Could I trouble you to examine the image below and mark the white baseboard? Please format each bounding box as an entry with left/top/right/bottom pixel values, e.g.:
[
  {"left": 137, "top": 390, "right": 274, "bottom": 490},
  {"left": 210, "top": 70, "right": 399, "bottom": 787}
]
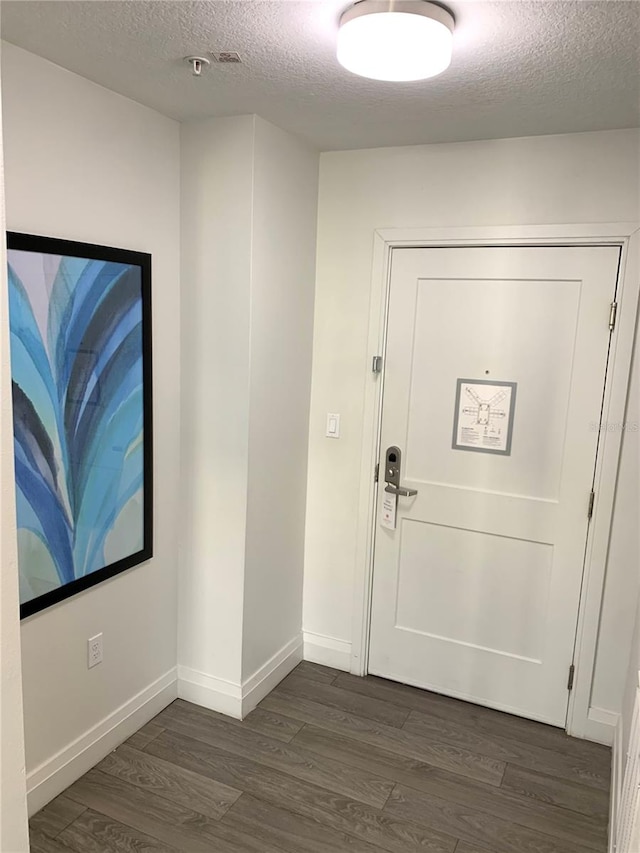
[
  {"left": 241, "top": 635, "right": 303, "bottom": 716},
  {"left": 27, "top": 667, "right": 177, "bottom": 816},
  {"left": 303, "top": 631, "right": 352, "bottom": 672},
  {"left": 178, "top": 634, "right": 303, "bottom": 720},
  {"left": 177, "top": 666, "right": 243, "bottom": 719},
  {"left": 590, "top": 707, "right": 621, "bottom": 727},
  {"left": 580, "top": 706, "right": 619, "bottom": 746}
]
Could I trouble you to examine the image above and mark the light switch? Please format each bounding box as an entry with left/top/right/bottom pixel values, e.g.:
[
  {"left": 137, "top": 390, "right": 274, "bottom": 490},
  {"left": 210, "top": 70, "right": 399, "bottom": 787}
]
[{"left": 326, "top": 413, "right": 340, "bottom": 438}]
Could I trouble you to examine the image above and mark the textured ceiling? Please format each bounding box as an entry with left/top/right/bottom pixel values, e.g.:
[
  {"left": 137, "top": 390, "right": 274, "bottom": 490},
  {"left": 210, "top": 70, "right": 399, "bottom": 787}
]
[{"left": 2, "top": 0, "right": 639, "bottom": 151}]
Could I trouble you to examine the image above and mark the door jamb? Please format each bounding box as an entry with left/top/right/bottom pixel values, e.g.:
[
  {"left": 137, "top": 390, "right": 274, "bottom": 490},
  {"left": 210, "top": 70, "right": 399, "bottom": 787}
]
[{"left": 350, "top": 223, "right": 640, "bottom": 744}]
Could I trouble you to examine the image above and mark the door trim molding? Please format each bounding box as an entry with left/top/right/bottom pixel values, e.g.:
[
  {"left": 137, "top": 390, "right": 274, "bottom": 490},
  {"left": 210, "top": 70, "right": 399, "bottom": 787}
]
[{"left": 351, "top": 223, "right": 640, "bottom": 745}]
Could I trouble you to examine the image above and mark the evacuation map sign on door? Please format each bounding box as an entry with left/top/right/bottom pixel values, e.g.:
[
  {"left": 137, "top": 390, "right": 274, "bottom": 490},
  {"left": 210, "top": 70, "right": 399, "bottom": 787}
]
[{"left": 452, "top": 379, "right": 517, "bottom": 456}]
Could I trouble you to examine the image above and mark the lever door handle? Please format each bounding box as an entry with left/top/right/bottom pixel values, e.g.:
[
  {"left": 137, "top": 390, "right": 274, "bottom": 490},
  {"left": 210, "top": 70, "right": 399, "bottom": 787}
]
[
  {"left": 384, "top": 484, "right": 418, "bottom": 497},
  {"left": 383, "top": 446, "right": 417, "bottom": 497}
]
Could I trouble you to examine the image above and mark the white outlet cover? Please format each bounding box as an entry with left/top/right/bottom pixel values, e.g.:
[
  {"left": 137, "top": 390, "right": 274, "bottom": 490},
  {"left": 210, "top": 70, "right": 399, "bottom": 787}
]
[{"left": 88, "top": 633, "right": 103, "bottom": 668}]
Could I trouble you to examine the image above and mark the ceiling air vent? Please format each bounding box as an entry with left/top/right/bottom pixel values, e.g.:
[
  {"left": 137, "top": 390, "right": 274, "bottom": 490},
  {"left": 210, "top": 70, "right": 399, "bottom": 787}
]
[{"left": 212, "top": 52, "right": 242, "bottom": 64}]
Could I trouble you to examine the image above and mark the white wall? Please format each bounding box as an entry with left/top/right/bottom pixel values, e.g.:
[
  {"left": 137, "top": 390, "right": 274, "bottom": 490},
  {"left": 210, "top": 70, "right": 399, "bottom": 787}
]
[
  {"left": 591, "top": 357, "right": 639, "bottom": 717},
  {"left": 179, "top": 115, "right": 318, "bottom": 714},
  {"left": 2, "top": 42, "right": 181, "bottom": 811},
  {"left": 619, "top": 544, "right": 640, "bottom": 763},
  {"left": 611, "top": 598, "right": 640, "bottom": 850},
  {"left": 304, "top": 129, "right": 640, "bottom": 724},
  {"left": 621, "top": 590, "right": 640, "bottom": 776},
  {"left": 179, "top": 116, "right": 254, "bottom": 694},
  {"left": 612, "top": 320, "right": 640, "bottom": 847},
  {"left": 243, "top": 117, "right": 318, "bottom": 680},
  {"left": 0, "top": 39, "right": 29, "bottom": 853}
]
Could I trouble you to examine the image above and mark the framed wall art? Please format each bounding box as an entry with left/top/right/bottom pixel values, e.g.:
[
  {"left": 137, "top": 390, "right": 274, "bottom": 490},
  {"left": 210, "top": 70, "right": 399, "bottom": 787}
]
[{"left": 7, "top": 232, "right": 153, "bottom": 618}]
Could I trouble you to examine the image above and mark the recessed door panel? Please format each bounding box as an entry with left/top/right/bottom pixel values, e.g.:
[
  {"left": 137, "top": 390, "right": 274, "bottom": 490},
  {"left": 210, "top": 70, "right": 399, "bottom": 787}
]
[
  {"left": 395, "top": 519, "right": 553, "bottom": 662},
  {"left": 405, "top": 277, "right": 581, "bottom": 500}
]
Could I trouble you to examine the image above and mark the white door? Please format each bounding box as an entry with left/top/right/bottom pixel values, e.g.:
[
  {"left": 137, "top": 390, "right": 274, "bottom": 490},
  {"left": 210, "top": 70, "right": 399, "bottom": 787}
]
[{"left": 369, "top": 245, "right": 620, "bottom": 727}]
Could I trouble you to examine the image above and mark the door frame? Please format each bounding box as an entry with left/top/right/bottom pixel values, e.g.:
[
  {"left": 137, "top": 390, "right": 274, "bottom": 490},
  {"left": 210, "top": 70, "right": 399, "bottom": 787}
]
[{"left": 351, "top": 222, "right": 640, "bottom": 744}]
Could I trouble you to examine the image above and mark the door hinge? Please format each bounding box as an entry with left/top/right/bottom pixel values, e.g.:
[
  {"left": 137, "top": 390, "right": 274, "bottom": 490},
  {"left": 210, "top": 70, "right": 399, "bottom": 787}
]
[
  {"left": 567, "top": 664, "right": 575, "bottom": 691},
  {"left": 372, "top": 355, "right": 383, "bottom": 374},
  {"left": 374, "top": 463, "right": 379, "bottom": 483},
  {"left": 609, "top": 301, "right": 618, "bottom": 332},
  {"left": 588, "top": 490, "right": 595, "bottom": 520}
]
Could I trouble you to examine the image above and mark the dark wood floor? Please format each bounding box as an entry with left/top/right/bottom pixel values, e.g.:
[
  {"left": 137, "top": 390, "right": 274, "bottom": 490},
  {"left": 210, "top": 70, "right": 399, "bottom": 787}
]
[{"left": 30, "top": 662, "right": 611, "bottom": 853}]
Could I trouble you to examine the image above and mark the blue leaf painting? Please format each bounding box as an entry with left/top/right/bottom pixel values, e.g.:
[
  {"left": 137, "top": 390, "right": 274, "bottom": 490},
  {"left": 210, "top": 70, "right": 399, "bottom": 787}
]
[{"left": 8, "top": 250, "right": 146, "bottom": 607}]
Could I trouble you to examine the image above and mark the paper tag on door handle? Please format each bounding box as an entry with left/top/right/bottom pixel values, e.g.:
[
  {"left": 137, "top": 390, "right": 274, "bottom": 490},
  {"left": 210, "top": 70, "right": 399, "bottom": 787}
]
[{"left": 381, "top": 490, "right": 397, "bottom": 530}]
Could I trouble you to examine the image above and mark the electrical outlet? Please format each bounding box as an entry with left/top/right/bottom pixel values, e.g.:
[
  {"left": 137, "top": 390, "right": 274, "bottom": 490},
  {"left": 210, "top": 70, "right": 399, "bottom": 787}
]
[{"left": 88, "top": 633, "right": 103, "bottom": 668}]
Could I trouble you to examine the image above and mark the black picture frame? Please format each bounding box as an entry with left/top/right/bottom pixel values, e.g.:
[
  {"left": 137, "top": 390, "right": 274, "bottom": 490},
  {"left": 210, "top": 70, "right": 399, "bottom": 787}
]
[{"left": 7, "top": 232, "right": 153, "bottom": 619}]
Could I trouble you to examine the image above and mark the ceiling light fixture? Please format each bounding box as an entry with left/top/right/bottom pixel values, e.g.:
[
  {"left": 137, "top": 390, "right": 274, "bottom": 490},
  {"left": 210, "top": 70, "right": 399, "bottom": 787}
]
[{"left": 337, "top": 0, "right": 454, "bottom": 82}]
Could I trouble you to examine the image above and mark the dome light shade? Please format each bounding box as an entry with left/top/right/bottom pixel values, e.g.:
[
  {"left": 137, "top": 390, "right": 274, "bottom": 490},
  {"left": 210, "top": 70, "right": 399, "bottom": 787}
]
[{"left": 337, "top": 0, "right": 454, "bottom": 82}]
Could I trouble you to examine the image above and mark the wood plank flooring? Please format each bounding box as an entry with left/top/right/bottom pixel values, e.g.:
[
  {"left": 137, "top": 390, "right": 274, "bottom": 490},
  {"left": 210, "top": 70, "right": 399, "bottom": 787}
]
[{"left": 30, "top": 662, "right": 611, "bottom": 852}]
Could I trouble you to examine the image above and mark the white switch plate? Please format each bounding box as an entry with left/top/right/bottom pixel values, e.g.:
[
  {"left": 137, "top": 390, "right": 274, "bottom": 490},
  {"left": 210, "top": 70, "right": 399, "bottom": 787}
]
[
  {"left": 326, "top": 412, "right": 340, "bottom": 438},
  {"left": 88, "top": 633, "right": 103, "bottom": 668}
]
